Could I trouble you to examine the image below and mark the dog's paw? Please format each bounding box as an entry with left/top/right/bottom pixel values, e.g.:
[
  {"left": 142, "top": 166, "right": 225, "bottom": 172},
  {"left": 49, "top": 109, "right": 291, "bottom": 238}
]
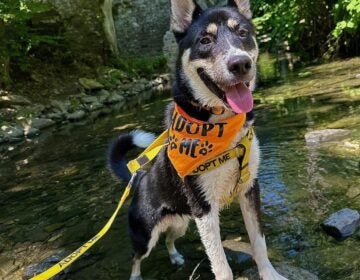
[
  {"left": 129, "top": 275, "right": 143, "bottom": 280},
  {"left": 259, "top": 266, "right": 288, "bottom": 280},
  {"left": 169, "top": 252, "right": 185, "bottom": 266}
]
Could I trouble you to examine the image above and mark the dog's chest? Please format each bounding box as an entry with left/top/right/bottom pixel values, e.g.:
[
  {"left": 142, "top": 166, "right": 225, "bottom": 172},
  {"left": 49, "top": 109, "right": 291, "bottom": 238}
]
[{"left": 196, "top": 116, "right": 260, "bottom": 204}]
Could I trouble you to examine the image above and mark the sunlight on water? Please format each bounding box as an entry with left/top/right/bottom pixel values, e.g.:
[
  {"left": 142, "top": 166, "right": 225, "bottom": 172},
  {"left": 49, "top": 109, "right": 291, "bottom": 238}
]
[{"left": 1, "top": 60, "right": 360, "bottom": 279}]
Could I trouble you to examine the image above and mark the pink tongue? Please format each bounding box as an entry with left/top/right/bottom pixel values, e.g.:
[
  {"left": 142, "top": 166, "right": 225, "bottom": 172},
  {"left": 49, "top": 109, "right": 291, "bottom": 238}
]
[{"left": 225, "top": 83, "right": 253, "bottom": 113}]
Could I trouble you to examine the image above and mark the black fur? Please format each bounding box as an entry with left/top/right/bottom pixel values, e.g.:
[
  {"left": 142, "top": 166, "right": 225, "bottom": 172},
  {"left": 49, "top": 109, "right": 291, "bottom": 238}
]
[
  {"left": 108, "top": 134, "right": 134, "bottom": 182},
  {"left": 108, "top": 0, "right": 258, "bottom": 271},
  {"left": 245, "top": 179, "right": 263, "bottom": 236}
]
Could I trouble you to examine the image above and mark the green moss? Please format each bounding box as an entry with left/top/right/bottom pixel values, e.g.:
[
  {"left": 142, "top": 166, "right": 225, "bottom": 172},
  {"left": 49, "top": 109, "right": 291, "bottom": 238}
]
[{"left": 110, "top": 55, "right": 168, "bottom": 79}]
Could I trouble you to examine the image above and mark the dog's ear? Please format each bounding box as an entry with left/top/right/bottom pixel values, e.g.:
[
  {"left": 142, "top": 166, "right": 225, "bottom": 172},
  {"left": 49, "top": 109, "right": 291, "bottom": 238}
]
[
  {"left": 170, "top": 0, "right": 202, "bottom": 33},
  {"left": 227, "top": 0, "right": 252, "bottom": 19}
]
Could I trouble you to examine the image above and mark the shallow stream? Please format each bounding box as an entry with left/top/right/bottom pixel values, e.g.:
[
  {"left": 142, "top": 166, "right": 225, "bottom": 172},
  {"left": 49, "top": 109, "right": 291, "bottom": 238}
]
[{"left": 1, "top": 59, "right": 360, "bottom": 279}]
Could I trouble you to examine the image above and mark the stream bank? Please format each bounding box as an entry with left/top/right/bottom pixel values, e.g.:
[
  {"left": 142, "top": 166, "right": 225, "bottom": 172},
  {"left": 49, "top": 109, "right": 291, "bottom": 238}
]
[{"left": 0, "top": 58, "right": 360, "bottom": 279}]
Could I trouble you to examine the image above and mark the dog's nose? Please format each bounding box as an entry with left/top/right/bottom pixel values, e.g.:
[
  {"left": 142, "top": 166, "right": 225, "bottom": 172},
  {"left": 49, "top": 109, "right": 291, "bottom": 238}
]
[{"left": 227, "top": 55, "right": 252, "bottom": 76}]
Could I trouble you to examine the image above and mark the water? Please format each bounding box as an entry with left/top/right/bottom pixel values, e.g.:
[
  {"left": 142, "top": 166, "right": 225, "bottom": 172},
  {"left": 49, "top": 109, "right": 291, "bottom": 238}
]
[{"left": 1, "top": 59, "right": 360, "bottom": 279}]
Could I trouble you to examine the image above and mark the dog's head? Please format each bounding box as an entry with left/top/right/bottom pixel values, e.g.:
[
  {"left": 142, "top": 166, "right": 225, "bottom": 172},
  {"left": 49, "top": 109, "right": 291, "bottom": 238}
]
[{"left": 170, "top": 0, "right": 258, "bottom": 114}]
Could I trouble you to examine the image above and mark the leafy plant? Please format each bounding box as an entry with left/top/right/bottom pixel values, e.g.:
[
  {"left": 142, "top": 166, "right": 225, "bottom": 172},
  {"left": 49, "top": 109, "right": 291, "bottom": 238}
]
[
  {"left": 111, "top": 55, "right": 167, "bottom": 79},
  {"left": 332, "top": 0, "right": 360, "bottom": 38},
  {"left": 0, "top": 0, "right": 60, "bottom": 86},
  {"left": 252, "top": 0, "right": 359, "bottom": 62}
]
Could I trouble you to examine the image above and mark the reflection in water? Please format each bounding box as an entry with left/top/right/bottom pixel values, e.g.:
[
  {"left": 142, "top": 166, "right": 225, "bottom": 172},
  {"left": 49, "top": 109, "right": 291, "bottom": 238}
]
[{"left": 1, "top": 74, "right": 360, "bottom": 279}]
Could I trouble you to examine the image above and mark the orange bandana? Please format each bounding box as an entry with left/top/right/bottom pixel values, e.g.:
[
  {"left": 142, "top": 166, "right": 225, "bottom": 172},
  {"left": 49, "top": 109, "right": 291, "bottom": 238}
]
[{"left": 167, "top": 105, "right": 246, "bottom": 177}]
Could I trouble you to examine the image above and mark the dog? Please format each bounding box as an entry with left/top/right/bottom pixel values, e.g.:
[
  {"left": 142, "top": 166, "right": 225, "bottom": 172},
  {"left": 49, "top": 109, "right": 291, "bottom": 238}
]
[{"left": 108, "top": 1, "right": 288, "bottom": 279}]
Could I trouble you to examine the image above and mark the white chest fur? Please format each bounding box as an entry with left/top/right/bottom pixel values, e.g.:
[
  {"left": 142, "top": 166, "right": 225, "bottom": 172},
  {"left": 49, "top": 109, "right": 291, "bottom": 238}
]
[{"left": 196, "top": 115, "right": 261, "bottom": 205}]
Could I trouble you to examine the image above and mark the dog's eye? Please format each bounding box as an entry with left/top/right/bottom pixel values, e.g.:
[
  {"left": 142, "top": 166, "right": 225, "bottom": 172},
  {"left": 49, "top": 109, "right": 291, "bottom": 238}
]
[
  {"left": 238, "top": 29, "right": 249, "bottom": 38},
  {"left": 200, "top": 36, "right": 213, "bottom": 45}
]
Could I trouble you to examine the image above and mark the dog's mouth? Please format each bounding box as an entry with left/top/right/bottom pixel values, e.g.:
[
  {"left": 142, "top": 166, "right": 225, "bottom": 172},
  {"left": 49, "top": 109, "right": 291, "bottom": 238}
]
[{"left": 197, "top": 68, "right": 253, "bottom": 114}]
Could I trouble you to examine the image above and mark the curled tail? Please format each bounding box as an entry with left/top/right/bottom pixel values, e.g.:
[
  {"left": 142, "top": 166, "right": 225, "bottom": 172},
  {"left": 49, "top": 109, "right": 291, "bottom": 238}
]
[{"left": 108, "top": 130, "right": 155, "bottom": 183}]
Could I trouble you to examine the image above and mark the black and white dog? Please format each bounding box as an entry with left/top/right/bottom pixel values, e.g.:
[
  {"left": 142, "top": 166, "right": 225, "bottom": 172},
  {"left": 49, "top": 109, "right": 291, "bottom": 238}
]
[{"left": 109, "top": 1, "right": 287, "bottom": 279}]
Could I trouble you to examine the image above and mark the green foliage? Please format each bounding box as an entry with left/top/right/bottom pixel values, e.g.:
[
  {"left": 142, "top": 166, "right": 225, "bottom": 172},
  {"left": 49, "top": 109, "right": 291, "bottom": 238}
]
[
  {"left": 111, "top": 55, "right": 168, "bottom": 78},
  {"left": 332, "top": 0, "right": 360, "bottom": 38},
  {"left": 257, "top": 53, "right": 279, "bottom": 83},
  {"left": 252, "top": 0, "right": 359, "bottom": 60},
  {"left": 0, "top": 0, "right": 60, "bottom": 86},
  {"left": 253, "top": 0, "right": 302, "bottom": 52}
]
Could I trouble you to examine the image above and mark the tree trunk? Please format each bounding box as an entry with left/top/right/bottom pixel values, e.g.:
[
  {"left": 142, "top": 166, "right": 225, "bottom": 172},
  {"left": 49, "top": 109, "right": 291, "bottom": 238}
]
[{"left": 102, "top": 0, "right": 119, "bottom": 56}]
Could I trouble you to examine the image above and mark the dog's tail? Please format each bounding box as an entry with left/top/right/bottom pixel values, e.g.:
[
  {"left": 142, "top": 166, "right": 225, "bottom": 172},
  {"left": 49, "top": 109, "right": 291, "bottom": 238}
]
[{"left": 108, "top": 130, "right": 155, "bottom": 183}]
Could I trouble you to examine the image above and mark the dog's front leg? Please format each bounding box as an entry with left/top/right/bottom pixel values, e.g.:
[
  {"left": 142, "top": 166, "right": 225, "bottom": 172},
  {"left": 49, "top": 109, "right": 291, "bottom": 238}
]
[
  {"left": 239, "top": 180, "right": 288, "bottom": 280},
  {"left": 195, "top": 203, "right": 233, "bottom": 280}
]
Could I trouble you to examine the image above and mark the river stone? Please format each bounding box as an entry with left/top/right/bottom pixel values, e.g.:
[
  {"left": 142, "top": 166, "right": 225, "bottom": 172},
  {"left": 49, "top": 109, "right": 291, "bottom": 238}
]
[
  {"left": 81, "top": 96, "right": 99, "bottom": 105},
  {"left": 30, "top": 118, "right": 56, "bottom": 130},
  {"left": 25, "top": 127, "right": 41, "bottom": 138},
  {"left": 81, "top": 96, "right": 104, "bottom": 111},
  {"left": 239, "top": 263, "right": 318, "bottom": 280},
  {"left": 46, "top": 112, "right": 64, "bottom": 121},
  {"left": 50, "top": 100, "right": 70, "bottom": 113},
  {"left": 0, "top": 95, "right": 31, "bottom": 107},
  {"left": 105, "top": 92, "right": 125, "bottom": 104},
  {"left": 305, "top": 129, "right": 352, "bottom": 145},
  {"left": 98, "top": 89, "right": 111, "bottom": 104},
  {"left": 223, "top": 239, "right": 253, "bottom": 265},
  {"left": 79, "top": 78, "right": 104, "bottom": 91},
  {"left": 0, "top": 256, "right": 19, "bottom": 278},
  {"left": 23, "top": 251, "right": 69, "bottom": 280},
  {"left": 1, "top": 125, "right": 24, "bottom": 140},
  {"left": 66, "top": 110, "right": 86, "bottom": 121},
  {"left": 321, "top": 208, "right": 360, "bottom": 239}
]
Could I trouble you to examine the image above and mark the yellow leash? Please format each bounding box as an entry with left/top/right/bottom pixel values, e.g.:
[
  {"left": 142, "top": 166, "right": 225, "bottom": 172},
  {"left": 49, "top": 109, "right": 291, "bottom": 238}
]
[
  {"left": 30, "top": 131, "right": 169, "bottom": 280},
  {"left": 30, "top": 177, "right": 133, "bottom": 280},
  {"left": 30, "top": 127, "right": 253, "bottom": 279}
]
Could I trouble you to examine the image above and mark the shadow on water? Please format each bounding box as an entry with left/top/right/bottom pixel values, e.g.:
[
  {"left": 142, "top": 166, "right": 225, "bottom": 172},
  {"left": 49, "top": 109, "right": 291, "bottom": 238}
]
[{"left": 1, "top": 59, "right": 360, "bottom": 279}]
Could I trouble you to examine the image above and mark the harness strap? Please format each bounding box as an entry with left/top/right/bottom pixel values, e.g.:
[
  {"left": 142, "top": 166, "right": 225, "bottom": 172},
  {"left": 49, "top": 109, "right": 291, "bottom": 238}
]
[
  {"left": 127, "top": 127, "right": 254, "bottom": 182},
  {"left": 127, "top": 130, "right": 169, "bottom": 174},
  {"left": 189, "top": 127, "right": 254, "bottom": 181}
]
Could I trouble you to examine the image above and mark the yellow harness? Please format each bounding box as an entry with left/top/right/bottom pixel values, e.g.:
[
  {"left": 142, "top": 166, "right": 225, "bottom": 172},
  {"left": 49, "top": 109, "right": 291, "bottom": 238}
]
[{"left": 128, "top": 126, "right": 254, "bottom": 204}]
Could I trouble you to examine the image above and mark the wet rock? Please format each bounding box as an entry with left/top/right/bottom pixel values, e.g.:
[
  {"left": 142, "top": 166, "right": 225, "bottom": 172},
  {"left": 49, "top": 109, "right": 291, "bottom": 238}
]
[
  {"left": 98, "top": 89, "right": 111, "bottom": 104},
  {"left": 0, "top": 95, "right": 31, "bottom": 107},
  {"left": 322, "top": 208, "right": 360, "bottom": 239},
  {"left": 30, "top": 118, "right": 56, "bottom": 130},
  {"left": 46, "top": 112, "right": 64, "bottom": 121},
  {"left": 104, "top": 92, "right": 125, "bottom": 105},
  {"left": 239, "top": 263, "right": 318, "bottom": 280},
  {"left": 118, "top": 83, "right": 133, "bottom": 91},
  {"left": 66, "top": 110, "right": 86, "bottom": 121},
  {"left": 79, "top": 78, "right": 104, "bottom": 91},
  {"left": 81, "top": 96, "right": 104, "bottom": 111},
  {"left": 50, "top": 100, "right": 70, "bottom": 113},
  {"left": 1, "top": 125, "right": 24, "bottom": 142},
  {"left": 23, "top": 251, "right": 69, "bottom": 280},
  {"left": 0, "top": 256, "right": 19, "bottom": 278},
  {"left": 355, "top": 74, "right": 360, "bottom": 79},
  {"left": 305, "top": 129, "right": 352, "bottom": 145},
  {"left": 24, "top": 127, "right": 40, "bottom": 138},
  {"left": 44, "top": 223, "right": 64, "bottom": 233}
]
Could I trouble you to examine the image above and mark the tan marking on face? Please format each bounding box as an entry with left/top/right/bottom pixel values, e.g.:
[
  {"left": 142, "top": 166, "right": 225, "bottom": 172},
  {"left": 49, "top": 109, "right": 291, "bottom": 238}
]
[
  {"left": 206, "top": 23, "right": 218, "bottom": 35},
  {"left": 227, "top": 18, "right": 239, "bottom": 29}
]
